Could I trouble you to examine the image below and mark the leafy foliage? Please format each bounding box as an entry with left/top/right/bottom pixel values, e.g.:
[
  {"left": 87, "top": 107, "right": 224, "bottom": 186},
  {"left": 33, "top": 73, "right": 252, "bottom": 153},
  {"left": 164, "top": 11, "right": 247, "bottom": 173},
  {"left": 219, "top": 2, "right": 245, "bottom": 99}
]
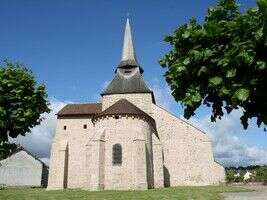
[
  {"left": 226, "top": 165, "right": 267, "bottom": 184},
  {"left": 0, "top": 62, "right": 50, "bottom": 143},
  {"left": 226, "top": 169, "right": 238, "bottom": 183},
  {"left": 160, "top": 0, "right": 267, "bottom": 129},
  {"left": 0, "top": 142, "right": 18, "bottom": 160},
  {"left": 255, "top": 166, "right": 267, "bottom": 184}
]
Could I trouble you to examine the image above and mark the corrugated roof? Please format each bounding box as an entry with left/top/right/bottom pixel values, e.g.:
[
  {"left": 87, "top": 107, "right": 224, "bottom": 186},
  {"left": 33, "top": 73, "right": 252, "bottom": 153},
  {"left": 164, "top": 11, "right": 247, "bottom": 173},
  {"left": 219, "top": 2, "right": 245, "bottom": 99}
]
[{"left": 57, "top": 103, "right": 102, "bottom": 116}]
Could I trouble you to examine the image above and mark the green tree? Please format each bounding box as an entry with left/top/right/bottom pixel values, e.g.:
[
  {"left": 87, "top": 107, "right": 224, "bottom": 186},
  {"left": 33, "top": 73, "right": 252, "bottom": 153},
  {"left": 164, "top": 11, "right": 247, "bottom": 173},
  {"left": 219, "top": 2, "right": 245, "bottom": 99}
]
[
  {"left": 0, "top": 142, "right": 18, "bottom": 160},
  {"left": 0, "top": 62, "right": 50, "bottom": 159},
  {"left": 255, "top": 166, "right": 267, "bottom": 184},
  {"left": 226, "top": 169, "right": 236, "bottom": 183},
  {"left": 159, "top": 0, "right": 267, "bottom": 129}
]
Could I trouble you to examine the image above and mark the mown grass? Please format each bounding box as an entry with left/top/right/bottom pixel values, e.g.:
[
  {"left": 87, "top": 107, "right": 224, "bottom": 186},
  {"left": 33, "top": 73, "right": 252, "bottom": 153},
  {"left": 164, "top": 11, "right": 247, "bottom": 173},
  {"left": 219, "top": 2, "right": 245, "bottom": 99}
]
[{"left": 0, "top": 185, "right": 250, "bottom": 200}]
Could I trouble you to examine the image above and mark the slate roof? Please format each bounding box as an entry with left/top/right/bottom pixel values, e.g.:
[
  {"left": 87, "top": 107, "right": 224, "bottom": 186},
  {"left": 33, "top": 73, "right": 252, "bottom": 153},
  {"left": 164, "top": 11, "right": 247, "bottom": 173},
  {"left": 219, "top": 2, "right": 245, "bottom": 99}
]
[
  {"left": 101, "top": 71, "right": 153, "bottom": 95},
  {"left": 57, "top": 103, "right": 102, "bottom": 116},
  {"left": 119, "top": 18, "right": 139, "bottom": 68}
]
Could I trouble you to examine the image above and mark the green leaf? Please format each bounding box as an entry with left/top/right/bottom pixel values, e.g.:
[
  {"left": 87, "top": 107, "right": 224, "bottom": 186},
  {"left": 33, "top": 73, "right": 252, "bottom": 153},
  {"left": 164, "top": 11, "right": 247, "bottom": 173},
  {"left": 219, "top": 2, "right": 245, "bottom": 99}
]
[
  {"left": 159, "top": 59, "right": 166, "bottom": 67},
  {"left": 226, "top": 68, "right": 236, "bottom": 78},
  {"left": 183, "top": 58, "right": 190, "bottom": 65},
  {"left": 219, "top": 87, "right": 230, "bottom": 96},
  {"left": 209, "top": 76, "right": 223, "bottom": 87},
  {"left": 177, "top": 66, "right": 187, "bottom": 73},
  {"left": 197, "top": 66, "right": 208, "bottom": 76},
  {"left": 203, "top": 49, "right": 213, "bottom": 60},
  {"left": 256, "top": 61, "right": 266, "bottom": 70},
  {"left": 218, "top": 58, "right": 229, "bottom": 67},
  {"left": 233, "top": 88, "right": 250, "bottom": 101},
  {"left": 190, "top": 50, "right": 202, "bottom": 62},
  {"left": 164, "top": 35, "right": 173, "bottom": 42},
  {"left": 191, "top": 92, "right": 202, "bottom": 103},
  {"left": 250, "top": 78, "right": 258, "bottom": 85},
  {"left": 182, "top": 31, "right": 190, "bottom": 39}
]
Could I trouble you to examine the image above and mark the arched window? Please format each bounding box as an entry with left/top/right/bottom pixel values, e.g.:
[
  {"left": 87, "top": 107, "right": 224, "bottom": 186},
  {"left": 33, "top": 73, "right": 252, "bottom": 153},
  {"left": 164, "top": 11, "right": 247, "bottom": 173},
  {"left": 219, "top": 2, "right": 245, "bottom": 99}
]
[{"left": 112, "top": 144, "right": 122, "bottom": 165}]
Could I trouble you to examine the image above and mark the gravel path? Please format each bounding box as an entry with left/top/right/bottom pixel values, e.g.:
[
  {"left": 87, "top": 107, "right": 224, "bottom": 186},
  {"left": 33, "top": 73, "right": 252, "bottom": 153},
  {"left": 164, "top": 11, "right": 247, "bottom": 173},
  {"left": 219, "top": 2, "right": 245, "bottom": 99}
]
[{"left": 222, "top": 185, "right": 267, "bottom": 200}]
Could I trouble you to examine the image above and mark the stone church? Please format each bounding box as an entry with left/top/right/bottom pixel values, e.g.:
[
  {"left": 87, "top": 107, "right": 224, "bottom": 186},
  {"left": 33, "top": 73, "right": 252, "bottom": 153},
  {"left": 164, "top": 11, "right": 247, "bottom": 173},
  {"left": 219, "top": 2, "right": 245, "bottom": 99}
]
[{"left": 47, "top": 19, "right": 225, "bottom": 190}]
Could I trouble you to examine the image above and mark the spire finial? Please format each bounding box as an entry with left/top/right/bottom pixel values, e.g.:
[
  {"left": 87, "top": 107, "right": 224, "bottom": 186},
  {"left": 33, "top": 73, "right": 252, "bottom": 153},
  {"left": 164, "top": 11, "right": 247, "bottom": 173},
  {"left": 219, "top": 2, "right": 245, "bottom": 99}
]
[{"left": 119, "top": 16, "right": 139, "bottom": 67}]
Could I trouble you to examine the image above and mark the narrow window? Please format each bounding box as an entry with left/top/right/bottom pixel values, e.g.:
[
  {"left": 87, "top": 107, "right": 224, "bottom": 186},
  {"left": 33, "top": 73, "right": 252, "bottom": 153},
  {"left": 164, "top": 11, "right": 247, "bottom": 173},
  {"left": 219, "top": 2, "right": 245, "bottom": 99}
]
[
  {"left": 124, "top": 70, "right": 132, "bottom": 74},
  {"left": 63, "top": 126, "right": 67, "bottom": 130},
  {"left": 112, "top": 144, "right": 122, "bottom": 165},
  {"left": 83, "top": 124, "right": 87, "bottom": 129}
]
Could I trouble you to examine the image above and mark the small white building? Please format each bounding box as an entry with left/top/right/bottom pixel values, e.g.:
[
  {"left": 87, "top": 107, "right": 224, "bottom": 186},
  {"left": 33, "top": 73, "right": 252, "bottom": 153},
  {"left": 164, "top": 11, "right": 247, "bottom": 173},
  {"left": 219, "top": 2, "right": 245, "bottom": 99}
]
[
  {"left": 243, "top": 171, "right": 252, "bottom": 181},
  {"left": 234, "top": 172, "right": 240, "bottom": 177},
  {"left": 0, "top": 147, "right": 49, "bottom": 187}
]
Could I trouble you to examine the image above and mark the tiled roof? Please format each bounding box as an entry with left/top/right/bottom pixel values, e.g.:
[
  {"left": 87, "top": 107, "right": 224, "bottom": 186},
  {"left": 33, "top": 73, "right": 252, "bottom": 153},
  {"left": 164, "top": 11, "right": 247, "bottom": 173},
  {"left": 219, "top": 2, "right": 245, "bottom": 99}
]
[
  {"left": 100, "top": 99, "right": 147, "bottom": 116},
  {"left": 96, "top": 99, "right": 157, "bottom": 131},
  {"left": 57, "top": 103, "right": 102, "bottom": 116}
]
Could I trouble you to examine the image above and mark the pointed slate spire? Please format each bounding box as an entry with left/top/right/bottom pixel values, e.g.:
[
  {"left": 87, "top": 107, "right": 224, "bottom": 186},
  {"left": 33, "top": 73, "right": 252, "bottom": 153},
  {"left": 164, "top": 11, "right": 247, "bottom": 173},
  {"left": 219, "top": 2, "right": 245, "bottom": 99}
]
[
  {"left": 101, "top": 17, "right": 154, "bottom": 101},
  {"left": 118, "top": 17, "right": 139, "bottom": 68}
]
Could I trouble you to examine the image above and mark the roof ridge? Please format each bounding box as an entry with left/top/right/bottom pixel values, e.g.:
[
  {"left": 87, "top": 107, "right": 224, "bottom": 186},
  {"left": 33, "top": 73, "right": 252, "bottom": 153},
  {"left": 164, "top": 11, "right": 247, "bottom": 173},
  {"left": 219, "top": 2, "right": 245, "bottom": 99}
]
[
  {"left": 66, "top": 102, "right": 101, "bottom": 105},
  {"left": 57, "top": 103, "right": 102, "bottom": 116},
  {"left": 1, "top": 146, "right": 48, "bottom": 167}
]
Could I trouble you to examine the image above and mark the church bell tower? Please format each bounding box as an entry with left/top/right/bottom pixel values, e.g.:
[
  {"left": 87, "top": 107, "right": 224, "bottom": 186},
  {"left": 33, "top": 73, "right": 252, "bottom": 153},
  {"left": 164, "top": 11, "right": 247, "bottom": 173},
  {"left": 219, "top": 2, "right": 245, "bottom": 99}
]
[{"left": 101, "top": 18, "right": 154, "bottom": 98}]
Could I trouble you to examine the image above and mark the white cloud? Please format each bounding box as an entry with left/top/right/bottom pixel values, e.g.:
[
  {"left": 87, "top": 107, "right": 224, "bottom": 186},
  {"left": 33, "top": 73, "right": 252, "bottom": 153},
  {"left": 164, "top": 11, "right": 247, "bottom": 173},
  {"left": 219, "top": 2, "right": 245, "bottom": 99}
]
[
  {"left": 11, "top": 98, "right": 69, "bottom": 166},
  {"left": 187, "top": 109, "right": 267, "bottom": 167}
]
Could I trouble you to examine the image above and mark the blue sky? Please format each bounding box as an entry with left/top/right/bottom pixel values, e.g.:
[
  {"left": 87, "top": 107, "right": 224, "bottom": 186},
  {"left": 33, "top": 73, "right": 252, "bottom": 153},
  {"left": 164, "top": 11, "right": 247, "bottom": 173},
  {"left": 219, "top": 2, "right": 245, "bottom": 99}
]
[{"left": 2, "top": 0, "right": 266, "bottom": 166}]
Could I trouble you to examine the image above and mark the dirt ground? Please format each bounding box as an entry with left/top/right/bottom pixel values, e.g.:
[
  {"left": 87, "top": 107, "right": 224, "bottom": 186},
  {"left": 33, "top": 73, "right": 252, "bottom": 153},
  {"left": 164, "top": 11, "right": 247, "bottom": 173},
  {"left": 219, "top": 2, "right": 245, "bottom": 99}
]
[{"left": 222, "top": 185, "right": 267, "bottom": 200}]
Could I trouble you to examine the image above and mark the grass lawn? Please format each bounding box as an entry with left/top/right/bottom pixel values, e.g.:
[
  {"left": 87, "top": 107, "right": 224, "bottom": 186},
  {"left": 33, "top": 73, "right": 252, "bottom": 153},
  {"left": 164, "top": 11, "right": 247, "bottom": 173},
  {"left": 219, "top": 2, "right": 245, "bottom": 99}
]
[{"left": 0, "top": 185, "right": 250, "bottom": 200}]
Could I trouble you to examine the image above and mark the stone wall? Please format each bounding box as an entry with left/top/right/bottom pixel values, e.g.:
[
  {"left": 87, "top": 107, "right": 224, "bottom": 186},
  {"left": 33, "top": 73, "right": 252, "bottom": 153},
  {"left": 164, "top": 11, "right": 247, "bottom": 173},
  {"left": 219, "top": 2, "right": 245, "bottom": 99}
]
[
  {"left": 47, "top": 117, "right": 95, "bottom": 189},
  {"left": 102, "top": 93, "right": 153, "bottom": 114},
  {"left": 91, "top": 116, "right": 154, "bottom": 190},
  {"left": 151, "top": 104, "right": 225, "bottom": 186},
  {"left": 152, "top": 134, "right": 164, "bottom": 188}
]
